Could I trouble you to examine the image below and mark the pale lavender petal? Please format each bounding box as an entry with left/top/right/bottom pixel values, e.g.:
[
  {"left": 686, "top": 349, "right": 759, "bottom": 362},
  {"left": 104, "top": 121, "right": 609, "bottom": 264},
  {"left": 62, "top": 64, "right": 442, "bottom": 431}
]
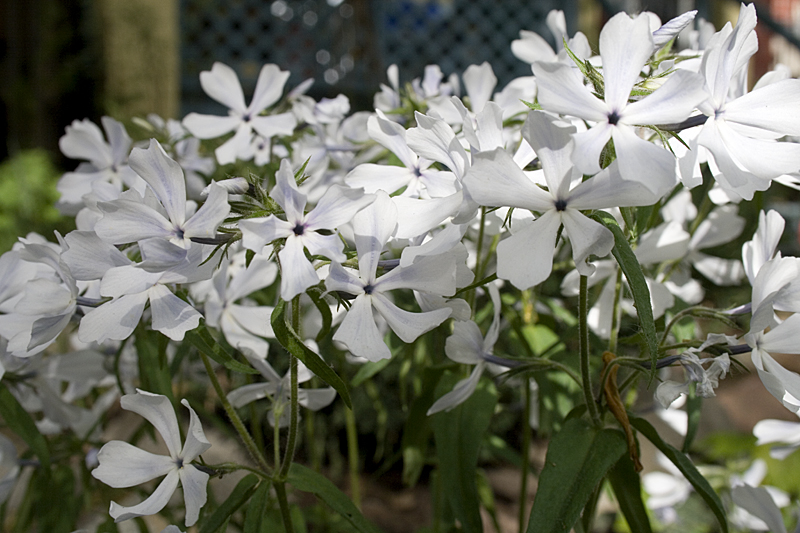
[
  {"left": 354, "top": 191, "right": 397, "bottom": 280},
  {"left": 325, "top": 262, "right": 365, "bottom": 295},
  {"left": 612, "top": 124, "right": 677, "bottom": 194},
  {"left": 180, "top": 399, "right": 211, "bottom": 461},
  {"left": 95, "top": 199, "right": 175, "bottom": 244},
  {"left": 345, "top": 164, "right": 414, "bottom": 195},
  {"left": 522, "top": 111, "right": 576, "bottom": 197},
  {"left": 62, "top": 231, "right": 131, "bottom": 280},
  {"left": 561, "top": 209, "right": 614, "bottom": 276},
  {"left": 122, "top": 390, "right": 182, "bottom": 457},
  {"left": 128, "top": 140, "right": 187, "bottom": 227},
  {"left": 305, "top": 185, "right": 375, "bottom": 230},
  {"left": 600, "top": 13, "right": 653, "bottom": 111},
  {"left": 110, "top": 469, "right": 179, "bottom": 522},
  {"left": 240, "top": 215, "right": 294, "bottom": 252},
  {"left": 215, "top": 123, "right": 253, "bottom": 165},
  {"left": 271, "top": 159, "right": 306, "bottom": 223},
  {"left": 731, "top": 485, "right": 787, "bottom": 533},
  {"left": 569, "top": 161, "right": 663, "bottom": 209},
  {"left": 406, "top": 113, "right": 469, "bottom": 179},
  {"left": 368, "top": 113, "right": 418, "bottom": 169},
  {"left": 102, "top": 116, "right": 133, "bottom": 165},
  {"left": 464, "top": 149, "right": 552, "bottom": 210},
  {"left": 511, "top": 30, "right": 556, "bottom": 64},
  {"left": 78, "top": 293, "right": 148, "bottom": 344},
  {"left": 427, "top": 362, "right": 485, "bottom": 415},
  {"left": 92, "top": 440, "right": 174, "bottom": 488},
  {"left": 59, "top": 119, "right": 112, "bottom": 167},
  {"left": 444, "top": 320, "right": 484, "bottom": 364},
  {"left": 227, "top": 383, "right": 274, "bottom": 408},
  {"left": 462, "top": 62, "right": 496, "bottom": 113},
  {"left": 15, "top": 279, "right": 73, "bottom": 316},
  {"left": 179, "top": 465, "right": 209, "bottom": 527},
  {"left": 278, "top": 236, "right": 320, "bottom": 299},
  {"left": 375, "top": 253, "right": 456, "bottom": 296},
  {"left": 392, "top": 192, "right": 463, "bottom": 240},
  {"left": 250, "top": 112, "right": 297, "bottom": 138},
  {"left": 200, "top": 62, "right": 247, "bottom": 113},
  {"left": 148, "top": 285, "right": 203, "bottom": 341},
  {"left": 301, "top": 231, "right": 345, "bottom": 262},
  {"left": 333, "top": 295, "right": 390, "bottom": 361},
  {"left": 496, "top": 209, "right": 561, "bottom": 289},
  {"left": 724, "top": 79, "right": 800, "bottom": 136},
  {"left": 531, "top": 61, "right": 608, "bottom": 122},
  {"left": 371, "top": 292, "right": 451, "bottom": 343},
  {"left": 571, "top": 122, "right": 614, "bottom": 176},
  {"left": 100, "top": 265, "right": 160, "bottom": 298},
  {"left": 183, "top": 183, "right": 230, "bottom": 239},
  {"left": 624, "top": 70, "right": 707, "bottom": 125},
  {"left": 182, "top": 114, "right": 241, "bottom": 139},
  {"left": 249, "top": 64, "right": 290, "bottom": 113},
  {"left": 297, "top": 388, "right": 338, "bottom": 411}
]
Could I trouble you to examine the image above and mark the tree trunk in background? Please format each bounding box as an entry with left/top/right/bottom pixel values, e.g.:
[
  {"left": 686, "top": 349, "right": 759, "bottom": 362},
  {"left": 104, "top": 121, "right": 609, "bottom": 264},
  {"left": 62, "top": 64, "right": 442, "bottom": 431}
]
[{"left": 97, "top": 0, "right": 180, "bottom": 119}]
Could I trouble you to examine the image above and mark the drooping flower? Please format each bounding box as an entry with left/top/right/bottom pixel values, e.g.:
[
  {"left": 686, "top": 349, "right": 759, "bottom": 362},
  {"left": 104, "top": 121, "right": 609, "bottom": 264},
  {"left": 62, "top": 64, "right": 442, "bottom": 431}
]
[{"left": 92, "top": 390, "right": 211, "bottom": 526}]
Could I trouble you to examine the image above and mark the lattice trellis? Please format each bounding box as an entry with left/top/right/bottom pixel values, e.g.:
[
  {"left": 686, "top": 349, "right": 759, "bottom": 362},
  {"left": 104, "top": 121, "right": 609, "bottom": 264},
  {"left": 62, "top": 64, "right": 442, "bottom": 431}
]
[{"left": 180, "top": 0, "right": 576, "bottom": 114}]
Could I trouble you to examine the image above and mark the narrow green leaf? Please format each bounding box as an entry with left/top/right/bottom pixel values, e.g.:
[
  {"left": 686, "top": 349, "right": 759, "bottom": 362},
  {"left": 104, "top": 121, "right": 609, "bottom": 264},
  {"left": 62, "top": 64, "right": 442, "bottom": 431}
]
[
  {"left": 306, "top": 285, "right": 333, "bottom": 344},
  {"left": 199, "top": 473, "right": 259, "bottom": 533},
  {"left": 432, "top": 375, "right": 498, "bottom": 533},
  {"left": 134, "top": 327, "right": 174, "bottom": 399},
  {"left": 608, "top": 455, "right": 653, "bottom": 533},
  {"left": 631, "top": 417, "right": 728, "bottom": 533},
  {"left": 271, "top": 300, "right": 352, "bottom": 408},
  {"left": 185, "top": 326, "right": 259, "bottom": 375},
  {"left": 287, "top": 463, "right": 382, "bottom": 533},
  {"left": 244, "top": 479, "right": 272, "bottom": 533},
  {"left": 351, "top": 358, "right": 391, "bottom": 387},
  {"left": 526, "top": 418, "right": 627, "bottom": 533},
  {"left": 591, "top": 211, "right": 659, "bottom": 379},
  {"left": 0, "top": 383, "right": 50, "bottom": 469}
]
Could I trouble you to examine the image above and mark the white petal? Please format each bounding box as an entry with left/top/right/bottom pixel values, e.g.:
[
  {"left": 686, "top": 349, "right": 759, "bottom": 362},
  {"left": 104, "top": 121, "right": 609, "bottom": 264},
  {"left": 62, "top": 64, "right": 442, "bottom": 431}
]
[
  {"left": 406, "top": 112, "right": 469, "bottom": 179},
  {"left": 227, "top": 383, "right": 274, "bottom": 408},
  {"left": 200, "top": 62, "right": 247, "bottom": 113},
  {"left": 183, "top": 183, "right": 230, "bottom": 239},
  {"left": 148, "top": 285, "right": 203, "bottom": 341},
  {"left": 462, "top": 62, "right": 496, "bottom": 113},
  {"left": 182, "top": 114, "right": 241, "bottom": 139},
  {"left": 121, "top": 390, "right": 182, "bottom": 457},
  {"left": 128, "top": 140, "right": 187, "bottom": 227},
  {"left": 249, "top": 64, "right": 290, "bottom": 113},
  {"left": 561, "top": 209, "right": 614, "bottom": 276},
  {"left": 427, "top": 363, "right": 485, "bottom": 415},
  {"left": 753, "top": 419, "right": 800, "bottom": 446},
  {"left": 298, "top": 387, "right": 338, "bottom": 411},
  {"left": 571, "top": 122, "right": 613, "bottom": 176},
  {"left": 731, "top": 485, "right": 788, "bottom": 533},
  {"left": 278, "top": 236, "right": 320, "bottom": 299},
  {"left": 78, "top": 293, "right": 148, "bottom": 344},
  {"left": 250, "top": 112, "right": 297, "bottom": 138},
  {"left": 305, "top": 185, "right": 375, "bottom": 231},
  {"left": 325, "top": 262, "right": 365, "bottom": 296},
  {"left": 332, "top": 295, "right": 390, "bottom": 361},
  {"left": 110, "top": 469, "right": 179, "bottom": 522},
  {"left": 600, "top": 13, "right": 654, "bottom": 111},
  {"left": 240, "top": 215, "right": 294, "bottom": 251},
  {"left": 95, "top": 199, "right": 175, "bottom": 244},
  {"left": 179, "top": 465, "right": 210, "bottom": 527},
  {"left": 367, "top": 113, "right": 418, "bottom": 169},
  {"left": 375, "top": 253, "right": 456, "bottom": 296},
  {"left": 496, "top": 210, "right": 561, "bottom": 290},
  {"left": 612, "top": 125, "right": 677, "bottom": 194},
  {"left": 92, "top": 441, "right": 174, "bottom": 488},
  {"left": 371, "top": 293, "right": 451, "bottom": 343},
  {"left": 392, "top": 193, "right": 463, "bottom": 240},
  {"left": 345, "top": 164, "right": 414, "bottom": 195},
  {"left": 521, "top": 111, "right": 576, "bottom": 197},
  {"left": 215, "top": 123, "right": 253, "bottom": 165},
  {"left": 623, "top": 69, "right": 707, "bottom": 125},
  {"left": 531, "top": 61, "right": 608, "bottom": 121},
  {"left": 725, "top": 79, "right": 800, "bottom": 136},
  {"left": 353, "top": 191, "right": 397, "bottom": 280},
  {"left": 62, "top": 231, "right": 131, "bottom": 280},
  {"left": 271, "top": 159, "right": 306, "bottom": 224},
  {"left": 444, "top": 320, "right": 484, "bottom": 364}
]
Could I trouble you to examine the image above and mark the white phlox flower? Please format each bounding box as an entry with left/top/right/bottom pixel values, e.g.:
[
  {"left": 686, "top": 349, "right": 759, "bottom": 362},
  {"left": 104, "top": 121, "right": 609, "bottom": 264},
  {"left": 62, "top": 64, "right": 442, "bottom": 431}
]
[
  {"left": 730, "top": 459, "right": 789, "bottom": 533},
  {"left": 427, "top": 283, "right": 502, "bottom": 415},
  {"left": 57, "top": 117, "right": 142, "bottom": 212},
  {"left": 654, "top": 346, "right": 730, "bottom": 409},
  {"left": 754, "top": 415, "right": 800, "bottom": 459},
  {"left": 95, "top": 139, "right": 231, "bottom": 250},
  {"left": 92, "top": 390, "right": 211, "bottom": 526},
  {"left": 239, "top": 158, "right": 376, "bottom": 300},
  {"left": 532, "top": 11, "right": 708, "bottom": 193},
  {"left": 227, "top": 349, "right": 336, "bottom": 427},
  {"left": 465, "top": 110, "right": 665, "bottom": 290},
  {"left": 325, "top": 191, "right": 456, "bottom": 361},
  {"left": 182, "top": 62, "right": 297, "bottom": 165},
  {"left": 511, "top": 9, "right": 591, "bottom": 66}
]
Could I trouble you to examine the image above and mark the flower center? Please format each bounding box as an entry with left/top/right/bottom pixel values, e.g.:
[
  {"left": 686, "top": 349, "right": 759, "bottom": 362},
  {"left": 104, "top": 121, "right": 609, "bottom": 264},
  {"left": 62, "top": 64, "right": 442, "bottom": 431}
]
[
  {"left": 363, "top": 284, "right": 374, "bottom": 295},
  {"left": 293, "top": 223, "right": 305, "bottom": 236},
  {"left": 554, "top": 199, "right": 567, "bottom": 211},
  {"left": 607, "top": 111, "right": 620, "bottom": 125}
]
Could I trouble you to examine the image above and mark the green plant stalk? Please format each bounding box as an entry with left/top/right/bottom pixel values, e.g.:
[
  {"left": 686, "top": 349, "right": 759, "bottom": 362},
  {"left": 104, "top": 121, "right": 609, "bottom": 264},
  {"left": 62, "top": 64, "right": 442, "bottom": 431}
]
[
  {"left": 608, "top": 267, "right": 623, "bottom": 354},
  {"left": 580, "top": 275, "right": 601, "bottom": 425},
  {"left": 518, "top": 378, "right": 532, "bottom": 532},
  {"left": 469, "top": 207, "right": 488, "bottom": 310},
  {"left": 344, "top": 404, "right": 362, "bottom": 509},
  {"left": 274, "top": 481, "right": 295, "bottom": 533},
  {"left": 278, "top": 295, "right": 302, "bottom": 480},
  {"left": 199, "top": 350, "right": 271, "bottom": 474}
]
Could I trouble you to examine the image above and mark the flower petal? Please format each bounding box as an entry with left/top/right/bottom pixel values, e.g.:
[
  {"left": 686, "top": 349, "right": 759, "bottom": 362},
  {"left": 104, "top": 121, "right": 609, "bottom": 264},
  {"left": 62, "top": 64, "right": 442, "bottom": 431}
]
[
  {"left": 121, "top": 390, "right": 182, "bottom": 457},
  {"left": 200, "top": 62, "right": 247, "bottom": 113},
  {"left": 248, "top": 64, "right": 290, "bottom": 114},
  {"left": 179, "top": 465, "right": 210, "bottom": 527},
  {"left": 332, "top": 294, "right": 390, "bottom": 361},
  {"left": 496, "top": 209, "right": 561, "bottom": 289},
  {"left": 92, "top": 441, "right": 175, "bottom": 488},
  {"left": 110, "top": 469, "right": 179, "bottom": 522},
  {"left": 128, "top": 140, "right": 187, "bottom": 227},
  {"left": 371, "top": 293, "right": 451, "bottom": 343}
]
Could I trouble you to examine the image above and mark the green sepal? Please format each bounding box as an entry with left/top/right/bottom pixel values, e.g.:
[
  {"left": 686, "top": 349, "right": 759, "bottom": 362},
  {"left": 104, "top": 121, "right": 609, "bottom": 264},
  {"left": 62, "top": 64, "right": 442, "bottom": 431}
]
[
  {"left": 631, "top": 417, "right": 728, "bottom": 533},
  {"left": 185, "top": 325, "right": 260, "bottom": 375},
  {"left": 287, "top": 463, "right": 382, "bottom": 533},
  {"left": 199, "top": 473, "right": 260, "bottom": 533},
  {"left": 271, "top": 299, "right": 352, "bottom": 408},
  {"left": 591, "top": 210, "right": 659, "bottom": 381},
  {"left": 526, "top": 417, "right": 627, "bottom": 533}
]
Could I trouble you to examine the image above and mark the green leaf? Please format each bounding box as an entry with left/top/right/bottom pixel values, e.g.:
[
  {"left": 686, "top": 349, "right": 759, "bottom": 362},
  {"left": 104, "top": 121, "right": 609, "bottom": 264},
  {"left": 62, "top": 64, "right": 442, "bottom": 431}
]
[
  {"left": 271, "top": 300, "right": 352, "bottom": 408},
  {"left": 591, "top": 211, "right": 659, "bottom": 380},
  {"left": 608, "top": 455, "right": 653, "bottom": 533},
  {"left": 521, "top": 99, "right": 542, "bottom": 111},
  {"left": 0, "top": 383, "right": 50, "bottom": 468},
  {"left": 526, "top": 417, "right": 627, "bottom": 533},
  {"left": 287, "top": 463, "right": 382, "bottom": 533},
  {"left": 631, "top": 417, "right": 728, "bottom": 533},
  {"left": 244, "top": 479, "right": 273, "bottom": 533},
  {"left": 432, "top": 375, "right": 498, "bottom": 533},
  {"left": 351, "top": 358, "right": 391, "bottom": 387},
  {"left": 135, "top": 326, "right": 175, "bottom": 399},
  {"left": 199, "top": 473, "right": 260, "bottom": 533},
  {"left": 185, "top": 325, "right": 259, "bottom": 375}
]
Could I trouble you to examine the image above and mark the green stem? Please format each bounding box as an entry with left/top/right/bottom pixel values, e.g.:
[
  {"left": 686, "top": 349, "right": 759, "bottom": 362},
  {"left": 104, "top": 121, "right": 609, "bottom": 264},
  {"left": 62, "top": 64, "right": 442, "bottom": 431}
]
[
  {"left": 279, "top": 295, "right": 302, "bottom": 480},
  {"left": 518, "top": 379, "right": 532, "bottom": 532},
  {"left": 344, "top": 405, "right": 362, "bottom": 509},
  {"left": 274, "top": 481, "right": 295, "bottom": 533},
  {"left": 469, "top": 207, "right": 488, "bottom": 310},
  {"left": 199, "top": 351, "right": 271, "bottom": 474},
  {"left": 608, "top": 267, "right": 623, "bottom": 354},
  {"left": 579, "top": 275, "right": 601, "bottom": 425}
]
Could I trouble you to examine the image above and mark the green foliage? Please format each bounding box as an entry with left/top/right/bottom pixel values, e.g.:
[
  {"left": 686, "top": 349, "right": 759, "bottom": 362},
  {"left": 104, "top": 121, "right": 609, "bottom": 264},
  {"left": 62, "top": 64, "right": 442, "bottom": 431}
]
[
  {"left": 432, "top": 375, "right": 498, "bottom": 533},
  {"left": 608, "top": 455, "right": 653, "bottom": 533},
  {"left": 0, "top": 383, "right": 50, "bottom": 468},
  {"left": 0, "top": 149, "right": 71, "bottom": 252},
  {"left": 200, "top": 474, "right": 260, "bottom": 533},
  {"left": 526, "top": 417, "right": 627, "bottom": 533}
]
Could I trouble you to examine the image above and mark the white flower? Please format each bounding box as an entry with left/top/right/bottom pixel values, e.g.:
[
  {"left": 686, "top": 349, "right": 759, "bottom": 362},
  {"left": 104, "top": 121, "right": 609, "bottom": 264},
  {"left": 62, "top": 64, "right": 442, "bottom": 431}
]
[
  {"left": 183, "top": 62, "right": 297, "bottom": 164},
  {"left": 92, "top": 391, "right": 211, "bottom": 527}
]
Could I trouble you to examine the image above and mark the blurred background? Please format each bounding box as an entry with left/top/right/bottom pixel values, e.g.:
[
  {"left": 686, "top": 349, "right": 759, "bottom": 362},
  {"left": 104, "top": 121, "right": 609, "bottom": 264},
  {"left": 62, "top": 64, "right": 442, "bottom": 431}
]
[{"left": 1, "top": 0, "right": 800, "bottom": 249}]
